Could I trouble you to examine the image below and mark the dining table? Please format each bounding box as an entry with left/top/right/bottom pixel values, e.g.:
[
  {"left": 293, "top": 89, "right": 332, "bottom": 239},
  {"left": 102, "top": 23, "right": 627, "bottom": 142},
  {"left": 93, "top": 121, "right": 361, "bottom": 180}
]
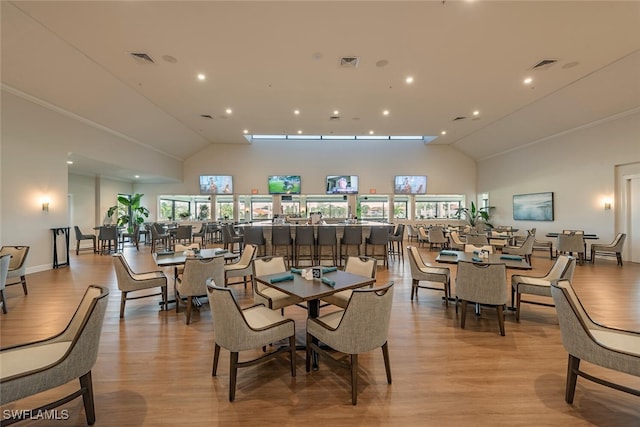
[
  {"left": 255, "top": 267, "right": 375, "bottom": 369},
  {"left": 435, "top": 250, "right": 532, "bottom": 270}
]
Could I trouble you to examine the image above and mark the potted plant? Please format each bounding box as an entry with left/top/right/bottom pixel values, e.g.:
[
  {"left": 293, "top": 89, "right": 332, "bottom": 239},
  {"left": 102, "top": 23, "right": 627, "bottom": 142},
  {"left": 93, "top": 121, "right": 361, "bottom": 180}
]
[
  {"left": 179, "top": 211, "right": 191, "bottom": 220},
  {"left": 107, "top": 193, "right": 150, "bottom": 233},
  {"left": 455, "top": 201, "right": 492, "bottom": 231}
]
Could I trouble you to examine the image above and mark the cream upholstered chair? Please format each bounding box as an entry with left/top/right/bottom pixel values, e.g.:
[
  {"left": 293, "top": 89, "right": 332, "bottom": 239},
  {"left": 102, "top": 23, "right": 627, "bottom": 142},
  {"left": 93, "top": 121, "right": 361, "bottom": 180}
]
[
  {"left": 464, "top": 244, "right": 494, "bottom": 254},
  {"left": 591, "top": 233, "right": 626, "bottom": 266},
  {"left": 511, "top": 255, "right": 576, "bottom": 322},
  {"left": 455, "top": 261, "right": 508, "bottom": 336},
  {"left": 306, "top": 282, "right": 394, "bottom": 405},
  {"left": 252, "top": 256, "right": 303, "bottom": 312},
  {"left": 407, "top": 246, "right": 451, "bottom": 305},
  {"left": 550, "top": 279, "right": 640, "bottom": 403},
  {"left": 502, "top": 234, "right": 535, "bottom": 264},
  {"left": 416, "top": 226, "right": 429, "bottom": 247},
  {"left": 0, "top": 285, "right": 109, "bottom": 425},
  {"left": 192, "top": 223, "right": 208, "bottom": 246},
  {"left": 406, "top": 224, "right": 418, "bottom": 243},
  {"left": 465, "top": 234, "right": 489, "bottom": 246},
  {"left": 557, "top": 234, "right": 586, "bottom": 265},
  {"left": 224, "top": 243, "right": 257, "bottom": 287},
  {"left": 0, "top": 254, "right": 11, "bottom": 314},
  {"left": 427, "top": 227, "right": 448, "bottom": 251},
  {"left": 321, "top": 256, "right": 377, "bottom": 309},
  {"left": 74, "top": 226, "right": 97, "bottom": 255},
  {"left": 449, "top": 230, "right": 466, "bottom": 250},
  {"left": 206, "top": 282, "right": 296, "bottom": 402},
  {"left": 0, "top": 246, "right": 30, "bottom": 295},
  {"left": 112, "top": 253, "right": 168, "bottom": 319},
  {"left": 176, "top": 256, "right": 224, "bottom": 324}
]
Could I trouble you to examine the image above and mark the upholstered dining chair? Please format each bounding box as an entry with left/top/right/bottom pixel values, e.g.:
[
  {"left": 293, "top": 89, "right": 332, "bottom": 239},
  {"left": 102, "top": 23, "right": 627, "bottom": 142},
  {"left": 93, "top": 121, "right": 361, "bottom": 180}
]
[
  {"left": 224, "top": 243, "right": 257, "bottom": 288},
  {"left": 112, "top": 253, "right": 168, "bottom": 318},
  {"left": 340, "top": 226, "right": 363, "bottom": 266},
  {"left": 464, "top": 244, "right": 494, "bottom": 254},
  {"left": 243, "top": 226, "right": 267, "bottom": 257},
  {"left": 173, "top": 224, "right": 193, "bottom": 247},
  {"left": 449, "top": 230, "right": 466, "bottom": 250},
  {"left": 0, "top": 285, "right": 109, "bottom": 425},
  {"left": 294, "top": 226, "right": 316, "bottom": 267},
  {"left": 455, "top": 261, "right": 508, "bottom": 336},
  {"left": 321, "top": 256, "right": 377, "bottom": 309},
  {"left": 387, "top": 223, "right": 405, "bottom": 261},
  {"left": 550, "top": 279, "right": 640, "bottom": 404},
  {"left": 416, "top": 226, "right": 429, "bottom": 248},
  {"left": 407, "top": 245, "right": 451, "bottom": 305},
  {"left": 406, "top": 224, "right": 418, "bottom": 243},
  {"left": 0, "top": 254, "right": 11, "bottom": 314},
  {"left": 511, "top": 255, "right": 576, "bottom": 322},
  {"left": 176, "top": 256, "right": 224, "bottom": 324},
  {"left": 465, "top": 234, "right": 489, "bottom": 246},
  {"left": 98, "top": 225, "right": 119, "bottom": 255},
  {"left": 74, "top": 226, "right": 97, "bottom": 255},
  {"left": 0, "top": 246, "right": 30, "bottom": 295},
  {"left": 557, "top": 234, "right": 586, "bottom": 265},
  {"left": 271, "top": 225, "right": 293, "bottom": 267},
  {"left": 316, "top": 226, "right": 338, "bottom": 266},
  {"left": 192, "top": 223, "right": 209, "bottom": 247},
  {"left": 365, "top": 226, "right": 391, "bottom": 268},
  {"left": 502, "top": 234, "right": 535, "bottom": 264},
  {"left": 306, "top": 282, "right": 394, "bottom": 405},
  {"left": 119, "top": 223, "right": 140, "bottom": 251},
  {"left": 206, "top": 282, "right": 296, "bottom": 402},
  {"left": 590, "top": 233, "right": 626, "bottom": 266},
  {"left": 150, "top": 223, "right": 170, "bottom": 253},
  {"left": 427, "top": 226, "right": 448, "bottom": 251},
  {"left": 252, "top": 256, "right": 303, "bottom": 312}
]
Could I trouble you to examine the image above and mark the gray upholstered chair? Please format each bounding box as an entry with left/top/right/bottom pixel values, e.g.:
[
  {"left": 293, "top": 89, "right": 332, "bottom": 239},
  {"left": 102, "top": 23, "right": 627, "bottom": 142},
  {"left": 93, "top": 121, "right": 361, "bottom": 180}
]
[
  {"left": 150, "top": 223, "right": 170, "bottom": 253},
  {"left": 511, "top": 255, "right": 576, "bottom": 321},
  {"left": 406, "top": 224, "right": 418, "bottom": 243},
  {"left": 224, "top": 243, "right": 257, "bottom": 287},
  {"left": 502, "top": 234, "right": 535, "bottom": 264},
  {"left": 416, "top": 226, "right": 429, "bottom": 247},
  {"left": 306, "top": 282, "right": 394, "bottom": 405},
  {"left": 119, "top": 223, "right": 140, "bottom": 251},
  {"left": 173, "top": 224, "right": 193, "bottom": 247},
  {"left": 294, "top": 226, "right": 315, "bottom": 267},
  {"left": 340, "top": 226, "right": 363, "bottom": 266},
  {"left": 176, "top": 256, "right": 224, "bottom": 324},
  {"left": 321, "top": 256, "right": 377, "bottom": 309},
  {"left": 192, "top": 223, "right": 209, "bottom": 246},
  {"left": 465, "top": 234, "right": 489, "bottom": 246},
  {"left": 252, "top": 256, "right": 303, "bottom": 312},
  {"left": 455, "top": 261, "right": 508, "bottom": 336},
  {"left": 0, "top": 254, "right": 11, "bottom": 314},
  {"left": 0, "top": 285, "right": 109, "bottom": 425},
  {"left": 449, "top": 230, "right": 466, "bottom": 250},
  {"left": 590, "top": 233, "right": 626, "bottom": 266},
  {"left": 557, "top": 234, "right": 586, "bottom": 265},
  {"left": 74, "top": 226, "right": 97, "bottom": 255},
  {"left": 427, "top": 226, "right": 448, "bottom": 251},
  {"left": 243, "top": 226, "right": 266, "bottom": 256},
  {"left": 271, "top": 225, "right": 293, "bottom": 267},
  {"left": 0, "top": 246, "right": 30, "bottom": 295},
  {"left": 407, "top": 245, "right": 450, "bottom": 305},
  {"left": 388, "top": 223, "right": 405, "bottom": 261},
  {"left": 316, "top": 226, "right": 338, "bottom": 266},
  {"left": 112, "top": 253, "right": 168, "bottom": 319},
  {"left": 206, "top": 282, "right": 296, "bottom": 402},
  {"left": 365, "top": 226, "right": 390, "bottom": 268},
  {"left": 97, "top": 225, "right": 118, "bottom": 255},
  {"left": 550, "top": 279, "right": 640, "bottom": 403}
]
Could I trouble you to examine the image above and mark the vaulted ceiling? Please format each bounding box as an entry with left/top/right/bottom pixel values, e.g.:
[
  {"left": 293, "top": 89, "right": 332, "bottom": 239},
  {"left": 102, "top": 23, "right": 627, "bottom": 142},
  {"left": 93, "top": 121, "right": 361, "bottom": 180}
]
[{"left": 2, "top": 1, "right": 639, "bottom": 181}]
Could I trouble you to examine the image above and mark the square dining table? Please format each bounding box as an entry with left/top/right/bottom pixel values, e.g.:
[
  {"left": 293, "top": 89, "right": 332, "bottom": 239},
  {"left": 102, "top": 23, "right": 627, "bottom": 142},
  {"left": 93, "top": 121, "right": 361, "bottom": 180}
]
[{"left": 435, "top": 250, "right": 532, "bottom": 270}]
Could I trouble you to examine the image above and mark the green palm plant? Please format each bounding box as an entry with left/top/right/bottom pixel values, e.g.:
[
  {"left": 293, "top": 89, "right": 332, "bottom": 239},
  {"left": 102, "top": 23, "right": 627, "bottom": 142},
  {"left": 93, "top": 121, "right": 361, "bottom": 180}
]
[
  {"left": 455, "top": 201, "right": 492, "bottom": 229},
  {"left": 107, "top": 193, "right": 150, "bottom": 233}
]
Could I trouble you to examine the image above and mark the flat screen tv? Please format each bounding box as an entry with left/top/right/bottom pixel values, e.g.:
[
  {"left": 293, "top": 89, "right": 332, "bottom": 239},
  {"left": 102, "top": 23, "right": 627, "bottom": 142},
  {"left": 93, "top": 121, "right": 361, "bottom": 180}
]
[
  {"left": 199, "top": 175, "right": 233, "bottom": 194},
  {"left": 268, "top": 175, "right": 301, "bottom": 194},
  {"left": 394, "top": 175, "right": 427, "bottom": 194},
  {"left": 326, "top": 175, "right": 359, "bottom": 194}
]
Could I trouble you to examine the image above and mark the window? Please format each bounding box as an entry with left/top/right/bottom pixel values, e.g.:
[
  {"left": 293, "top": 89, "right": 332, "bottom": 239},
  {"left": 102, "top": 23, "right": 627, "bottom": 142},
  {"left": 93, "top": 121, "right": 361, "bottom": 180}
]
[
  {"left": 215, "top": 196, "right": 234, "bottom": 220},
  {"left": 281, "top": 201, "right": 301, "bottom": 216},
  {"left": 358, "top": 196, "right": 389, "bottom": 221},
  {"left": 158, "top": 195, "right": 211, "bottom": 221},
  {"left": 251, "top": 197, "right": 273, "bottom": 221},
  {"left": 305, "top": 195, "right": 348, "bottom": 219},
  {"left": 415, "top": 195, "right": 463, "bottom": 219},
  {"left": 393, "top": 196, "right": 409, "bottom": 220}
]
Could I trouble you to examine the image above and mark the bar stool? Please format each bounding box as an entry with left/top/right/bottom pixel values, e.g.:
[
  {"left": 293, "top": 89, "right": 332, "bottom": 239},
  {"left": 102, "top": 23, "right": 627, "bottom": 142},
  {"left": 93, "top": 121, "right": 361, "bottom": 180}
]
[
  {"left": 243, "top": 226, "right": 267, "bottom": 256},
  {"left": 316, "top": 226, "right": 338, "bottom": 266},
  {"left": 388, "top": 223, "right": 405, "bottom": 262},
  {"left": 365, "top": 226, "right": 390, "bottom": 269},
  {"left": 340, "top": 226, "right": 362, "bottom": 266},
  {"left": 294, "top": 226, "right": 315, "bottom": 267},
  {"left": 271, "top": 225, "right": 293, "bottom": 268}
]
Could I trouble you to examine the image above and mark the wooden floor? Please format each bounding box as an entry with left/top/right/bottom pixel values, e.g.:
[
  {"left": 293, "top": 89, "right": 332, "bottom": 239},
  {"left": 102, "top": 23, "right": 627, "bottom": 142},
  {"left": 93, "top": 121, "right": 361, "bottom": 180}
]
[{"left": 1, "top": 242, "right": 639, "bottom": 426}]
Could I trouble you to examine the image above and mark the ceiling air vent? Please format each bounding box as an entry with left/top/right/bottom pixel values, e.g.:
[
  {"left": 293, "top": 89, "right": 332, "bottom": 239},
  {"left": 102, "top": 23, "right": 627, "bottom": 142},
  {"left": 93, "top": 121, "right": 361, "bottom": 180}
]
[
  {"left": 200, "top": 114, "right": 214, "bottom": 120},
  {"left": 452, "top": 116, "right": 467, "bottom": 121},
  {"left": 329, "top": 116, "right": 341, "bottom": 121},
  {"left": 339, "top": 56, "right": 360, "bottom": 68},
  {"left": 531, "top": 59, "right": 558, "bottom": 70},
  {"left": 129, "top": 52, "right": 155, "bottom": 64}
]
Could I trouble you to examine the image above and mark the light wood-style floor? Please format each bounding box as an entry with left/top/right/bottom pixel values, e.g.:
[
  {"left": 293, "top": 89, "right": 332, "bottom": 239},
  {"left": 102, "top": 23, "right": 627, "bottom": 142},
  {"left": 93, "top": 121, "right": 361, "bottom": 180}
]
[{"left": 1, "top": 241, "right": 639, "bottom": 426}]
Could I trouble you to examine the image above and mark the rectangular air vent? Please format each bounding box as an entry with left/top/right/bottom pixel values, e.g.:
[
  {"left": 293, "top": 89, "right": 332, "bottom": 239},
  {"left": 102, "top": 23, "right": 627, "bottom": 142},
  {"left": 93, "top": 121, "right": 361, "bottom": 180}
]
[
  {"left": 129, "top": 52, "right": 155, "bottom": 64},
  {"left": 339, "top": 56, "right": 360, "bottom": 68},
  {"left": 200, "top": 114, "right": 213, "bottom": 119},
  {"left": 531, "top": 59, "right": 558, "bottom": 70},
  {"left": 452, "top": 116, "right": 467, "bottom": 121}
]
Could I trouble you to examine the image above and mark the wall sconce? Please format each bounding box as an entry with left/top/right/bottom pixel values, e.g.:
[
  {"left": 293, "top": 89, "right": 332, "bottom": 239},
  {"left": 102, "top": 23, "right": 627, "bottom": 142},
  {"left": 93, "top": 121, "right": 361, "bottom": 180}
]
[
  {"left": 42, "top": 198, "right": 50, "bottom": 212},
  {"left": 603, "top": 198, "right": 612, "bottom": 210}
]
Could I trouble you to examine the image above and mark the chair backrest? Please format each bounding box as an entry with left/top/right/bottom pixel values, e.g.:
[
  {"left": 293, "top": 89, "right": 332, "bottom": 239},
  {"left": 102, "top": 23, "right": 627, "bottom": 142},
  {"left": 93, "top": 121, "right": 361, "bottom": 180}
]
[
  {"left": 344, "top": 256, "right": 377, "bottom": 279},
  {"left": 342, "top": 226, "right": 363, "bottom": 245},
  {"left": 295, "top": 226, "right": 315, "bottom": 245},
  {"left": 0, "top": 285, "right": 109, "bottom": 404},
  {"left": 557, "top": 234, "right": 584, "bottom": 253},
  {"left": 407, "top": 245, "right": 426, "bottom": 276},
  {"left": 562, "top": 230, "right": 584, "bottom": 235},
  {"left": 464, "top": 244, "right": 494, "bottom": 254},
  {"left": 74, "top": 225, "right": 84, "bottom": 240},
  {"left": 252, "top": 256, "right": 287, "bottom": 292},
  {"left": 455, "top": 261, "right": 507, "bottom": 306},
  {"left": 417, "top": 227, "right": 429, "bottom": 240},
  {"left": 519, "top": 234, "right": 536, "bottom": 254},
  {"left": 428, "top": 227, "right": 447, "bottom": 243},
  {"left": 610, "top": 233, "right": 626, "bottom": 250},
  {"left": 392, "top": 224, "right": 405, "bottom": 238},
  {"left": 406, "top": 225, "right": 417, "bottom": 238},
  {"left": 368, "top": 226, "right": 390, "bottom": 245},
  {"left": 333, "top": 282, "right": 394, "bottom": 353},
  {"left": 175, "top": 225, "right": 192, "bottom": 240},
  {"left": 465, "top": 234, "right": 489, "bottom": 245},
  {"left": 543, "top": 255, "right": 576, "bottom": 282},
  {"left": 98, "top": 226, "right": 117, "bottom": 240},
  {"left": 317, "top": 226, "right": 337, "bottom": 245},
  {"left": 0, "top": 246, "right": 30, "bottom": 272},
  {"left": 0, "top": 254, "right": 11, "bottom": 291},
  {"left": 450, "top": 230, "right": 465, "bottom": 245},
  {"left": 112, "top": 253, "right": 137, "bottom": 290},
  {"left": 178, "top": 256, "right": 224, "bottom": 297},
  {"left": 243, "top": 226, "right": 265, "bottom": 245},
  {"left": 235, "top": 243, "right": 257, "bottom": 267},
  {"left": 528, "top": 228, "right": 537, "bottom": 236},
  {"left": 271, "top": 225, "right": 292, "bottom": 245},
  {"left": 175, "top": 243, "right": 200, "bottom": 252}
]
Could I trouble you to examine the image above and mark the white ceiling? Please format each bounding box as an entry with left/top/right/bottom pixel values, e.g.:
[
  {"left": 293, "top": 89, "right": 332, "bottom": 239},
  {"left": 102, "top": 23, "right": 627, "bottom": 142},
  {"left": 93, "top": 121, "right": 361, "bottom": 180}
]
[{"left": 2, "top": 1, "right": 640, "bottom": 181}]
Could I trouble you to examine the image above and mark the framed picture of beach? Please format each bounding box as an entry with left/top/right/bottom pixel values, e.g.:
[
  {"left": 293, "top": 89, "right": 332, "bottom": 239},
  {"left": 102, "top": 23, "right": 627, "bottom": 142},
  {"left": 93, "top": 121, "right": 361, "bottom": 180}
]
[{"left": 513, "top": 192, "right": 554, "bottom": 221}]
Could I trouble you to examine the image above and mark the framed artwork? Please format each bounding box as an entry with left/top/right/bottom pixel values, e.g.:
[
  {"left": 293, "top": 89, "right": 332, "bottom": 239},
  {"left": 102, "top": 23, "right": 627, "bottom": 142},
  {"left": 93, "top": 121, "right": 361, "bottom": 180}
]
[{"left": 513, "top": 192, "right": 554, "bottom": 221}]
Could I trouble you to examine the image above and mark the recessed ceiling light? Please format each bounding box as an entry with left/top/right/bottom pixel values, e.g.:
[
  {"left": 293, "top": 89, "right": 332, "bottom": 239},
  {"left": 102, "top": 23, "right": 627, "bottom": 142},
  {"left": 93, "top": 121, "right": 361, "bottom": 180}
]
[
  {"left": 243, "top": 129, "right": 249, "bottom": 134},
  {"left": 382, "top": 110, "right": 390, "bottom": 116},
  {"left": 225, "top": 108, "right": 233, "bottom": 114},
  {"left": 333, "top": 110, "right": 339, "bottom": 115},
  {"left": 197, "top": 73, "right": 206, "bottom": 81},
  {"left": 134, "top": 175, "right": 140, "bottom": 179},
  {"left": 405, "top": 76, "right": 414, "bottom": 84},
  {"left": 294, "top": 109, "right": 300, "bottom": 115},
  {"left": 66, "top": 160, "right": 73, "bottom": 165},
  {"left": 297, "top": 130, "right": 303, "bottom": 134},
  {"left": 473, "top": 110, "right": 480, "bottom": 116},
  {"left": 523, "top": 77, "right": 533, "bottom": 85},
  {"left": 441, "top": 130, "right": 447, "bottom": 135},
  {"left": 369, "top": 130, "right": 375, "bottom": 135}
]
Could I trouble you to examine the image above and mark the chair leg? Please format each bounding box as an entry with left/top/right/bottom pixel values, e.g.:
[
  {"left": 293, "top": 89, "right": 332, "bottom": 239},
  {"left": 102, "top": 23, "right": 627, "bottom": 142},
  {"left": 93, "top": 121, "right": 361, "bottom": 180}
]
[
  {"left": 119, "top": 291, "right": 127, "bottom": 318},
  {"left": 516, "top": 293, "right": 521, "bottom": 322},
  {"left": 496, "top": 305, "right": 505, "bottom": 336},
  {"left": 305, "top": 332, "right": 312, "bottom": 372},
  {"left": 411, "top": 279, "right": 417, "bottom": 301},
  {"left": 76, "top": 240, "right": 81, "bottom": 256},
  {"left": 289, "top": 336, "right": 297, "bottom": 377},
  {"left": 79, "top": 371, "right": 96, "bottom": 425},
  {"left": 382, "top": 342, "right": 392, "bottom": 384},
  {"left": 460, "top": 300, "right": 468, "bottom": 329},
  {"left": 617, "top": 252, "right": 623, "bottom": 266},
  {"left": 1, "top": 289, "right": 7, "bottom": 314},
  {"left": 162, "top": 286, "right": 168, "bottom": 312},
  {"left": 21, "top": 276, "right": 28, "bottom": 295},
  {"left": 351, "top": 353, "right": 358, "bottom": 405},
  {"left": 212, "top": 343, "right": 221, "bottom": 376},
  {"left": 565, "top": 354, "right": 581, "bottom": 404},
  {"left": 186, "top": 296, "right": 193, "bottom": 324},
  {"left": 229, "top": 351, "right": 239, "bottom": 402}
]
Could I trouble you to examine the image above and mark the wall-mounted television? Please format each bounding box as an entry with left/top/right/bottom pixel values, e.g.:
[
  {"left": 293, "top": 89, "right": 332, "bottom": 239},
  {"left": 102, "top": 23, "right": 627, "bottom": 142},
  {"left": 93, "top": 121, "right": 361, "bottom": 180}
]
[
  {"left": 394, "top": 175, "right": 427, "bottom": 194},
  {"left": 326, "top": 175, "right": 359, "bottom": 194},
  {"left": 268, "top": 175, "right": 301, "bottom": 194},
  {"left": 199, "top": 175, "right": 233, "bottom": 194}
]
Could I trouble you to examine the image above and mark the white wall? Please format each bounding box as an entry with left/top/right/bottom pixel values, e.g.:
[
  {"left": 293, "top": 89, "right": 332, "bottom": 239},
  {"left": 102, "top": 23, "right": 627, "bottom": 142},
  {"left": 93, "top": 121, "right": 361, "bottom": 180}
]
[{"left": 478, "top": 110, "right": 640, "bottom": 256}]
